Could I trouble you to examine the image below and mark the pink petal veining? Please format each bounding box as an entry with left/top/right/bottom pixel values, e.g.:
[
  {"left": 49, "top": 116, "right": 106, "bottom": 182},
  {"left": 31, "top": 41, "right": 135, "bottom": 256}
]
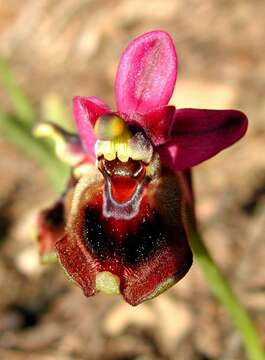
[{"left": 115, "top": 31, "right": 177, "bottom": 115}]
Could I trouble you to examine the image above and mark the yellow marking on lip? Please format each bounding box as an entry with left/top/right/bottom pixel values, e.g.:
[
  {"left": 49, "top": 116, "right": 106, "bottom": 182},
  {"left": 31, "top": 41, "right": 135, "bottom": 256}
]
[
  {"left": 142, "top": 277, "right": 176, "bottom": 302},
  {"left": 96, "top": 271, "right": 120, "bottom": 295}
]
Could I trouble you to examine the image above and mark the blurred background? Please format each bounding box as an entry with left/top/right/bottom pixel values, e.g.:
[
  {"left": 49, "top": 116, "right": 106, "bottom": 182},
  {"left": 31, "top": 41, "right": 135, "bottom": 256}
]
[{"left": 0, "top": 1, "right": 264, "bottom": 359}]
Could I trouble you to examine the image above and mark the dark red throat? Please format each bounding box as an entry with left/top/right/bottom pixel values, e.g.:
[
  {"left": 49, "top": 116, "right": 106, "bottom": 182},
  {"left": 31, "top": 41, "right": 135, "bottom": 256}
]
[
  {"left": 99, "top": 157, "right": 146, "bottom": 204},
  {"left": 111, "top": 176, "right": 138, "bottom": 203}
]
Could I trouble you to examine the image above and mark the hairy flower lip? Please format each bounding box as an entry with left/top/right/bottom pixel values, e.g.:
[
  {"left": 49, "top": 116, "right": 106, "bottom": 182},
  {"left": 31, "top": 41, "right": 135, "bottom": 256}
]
[{"left": 54, "top": 170, "right": 194, "bottom": 304}]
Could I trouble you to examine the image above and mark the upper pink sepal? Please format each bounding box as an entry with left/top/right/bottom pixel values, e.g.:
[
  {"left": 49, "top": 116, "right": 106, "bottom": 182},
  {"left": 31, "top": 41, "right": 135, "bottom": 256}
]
[
  {"left": 159, "top": 109, "right": 248, "bottom": 170},
  {"left": 115, "top": 31, "right": 177, "bottom": 115},
  {"left": 73, "top": 96, "right": 110, "bottom": 159}
]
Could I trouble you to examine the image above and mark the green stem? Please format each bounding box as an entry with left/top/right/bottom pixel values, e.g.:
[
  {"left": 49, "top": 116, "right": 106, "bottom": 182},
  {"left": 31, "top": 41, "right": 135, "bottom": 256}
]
[
  {"left": 0, "top": 57, "right": 68, "bottom": 157},
  {"left": 0, "top": 112, "right": 69, "bottom": 192},
  {"left": 0, "top": 57, "right": 35, "bottom": 127},
  {"left": 187, "top": 214, "right": 265, "bottom": 360}
]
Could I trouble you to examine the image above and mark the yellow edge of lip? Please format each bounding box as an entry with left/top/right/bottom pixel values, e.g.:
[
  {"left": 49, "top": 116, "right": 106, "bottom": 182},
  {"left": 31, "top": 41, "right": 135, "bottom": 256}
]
[{"left": 96, "top": 271, "right": 120, "bottom": 295}]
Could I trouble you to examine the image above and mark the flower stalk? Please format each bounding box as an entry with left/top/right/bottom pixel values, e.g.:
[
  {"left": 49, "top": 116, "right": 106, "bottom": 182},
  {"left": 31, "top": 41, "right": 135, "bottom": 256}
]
[
  {"left": 0, "top": 57, "right": 35, "bottom": 127},
  {"left": 0, "top": 111, "right": 69, "bottom": 192},
  {"left": 187, "top": 211, "right": 265, "bottom": 360},
  {"left": 0, "top": 56, "right": 71, "bottom": 192}
]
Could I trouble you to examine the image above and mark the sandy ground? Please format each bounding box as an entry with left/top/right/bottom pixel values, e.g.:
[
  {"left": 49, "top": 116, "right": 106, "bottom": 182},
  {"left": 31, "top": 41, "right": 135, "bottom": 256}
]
[{"left": 0, "top": 1, "right": 264, "bottom": 359}]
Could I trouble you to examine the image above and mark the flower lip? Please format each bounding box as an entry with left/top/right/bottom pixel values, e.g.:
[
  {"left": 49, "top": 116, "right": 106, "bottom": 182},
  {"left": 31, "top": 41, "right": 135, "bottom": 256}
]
[
  {"left": 98, "top": 157, "right": 147, "bottom": 218},
  {"left": 109, "top": 177, "right": 138, "bottom": 203},
  {"left": 103, "top": 176, "right": 146, "bottom": 219},
  {"left": 99, "top": 157, "right": 146, "bottom": 204}
]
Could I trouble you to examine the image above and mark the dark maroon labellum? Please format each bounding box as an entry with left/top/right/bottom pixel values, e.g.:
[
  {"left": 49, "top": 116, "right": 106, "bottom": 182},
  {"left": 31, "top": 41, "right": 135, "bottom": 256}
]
[{"left": 56, "top": 165, "right": 193, "bottom": 305}]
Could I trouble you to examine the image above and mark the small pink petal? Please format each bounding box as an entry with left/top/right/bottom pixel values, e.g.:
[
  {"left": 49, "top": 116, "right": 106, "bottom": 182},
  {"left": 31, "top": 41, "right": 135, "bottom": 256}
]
[
  {"left": 73, "top": 96, "right": 110, "bottom": 159},
  {"left": 37, "top": 200, "right": 65, "bottom": 261},
  {"left": 134, "top": 106, "right": 175, "bottom": 145},
  {"left": 115, "top": 31, "right": 177, "bottom": 115},
  {"left": 159, "top": 109, "right": 248, "bottom": 170}
]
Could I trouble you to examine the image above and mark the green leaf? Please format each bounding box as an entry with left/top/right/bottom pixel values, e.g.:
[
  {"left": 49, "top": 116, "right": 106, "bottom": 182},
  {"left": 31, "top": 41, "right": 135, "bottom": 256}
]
[{"left": 0, "top": 112, "right": 69, "bottom": 192}]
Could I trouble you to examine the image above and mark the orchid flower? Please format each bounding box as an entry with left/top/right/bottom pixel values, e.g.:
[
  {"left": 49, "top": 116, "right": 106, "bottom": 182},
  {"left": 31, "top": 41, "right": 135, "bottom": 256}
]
[{"left": 36, "top": 31, "right": 247, "bottom": 306}]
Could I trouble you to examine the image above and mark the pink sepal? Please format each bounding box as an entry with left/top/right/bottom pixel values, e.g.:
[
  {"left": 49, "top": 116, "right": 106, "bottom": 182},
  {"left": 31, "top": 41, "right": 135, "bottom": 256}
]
[
  {"left": 159, "top": 109, "right": 248, "bottom": 170},
  {"left": 73, "top": 96, "right": 111, "bottom": 159}
]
